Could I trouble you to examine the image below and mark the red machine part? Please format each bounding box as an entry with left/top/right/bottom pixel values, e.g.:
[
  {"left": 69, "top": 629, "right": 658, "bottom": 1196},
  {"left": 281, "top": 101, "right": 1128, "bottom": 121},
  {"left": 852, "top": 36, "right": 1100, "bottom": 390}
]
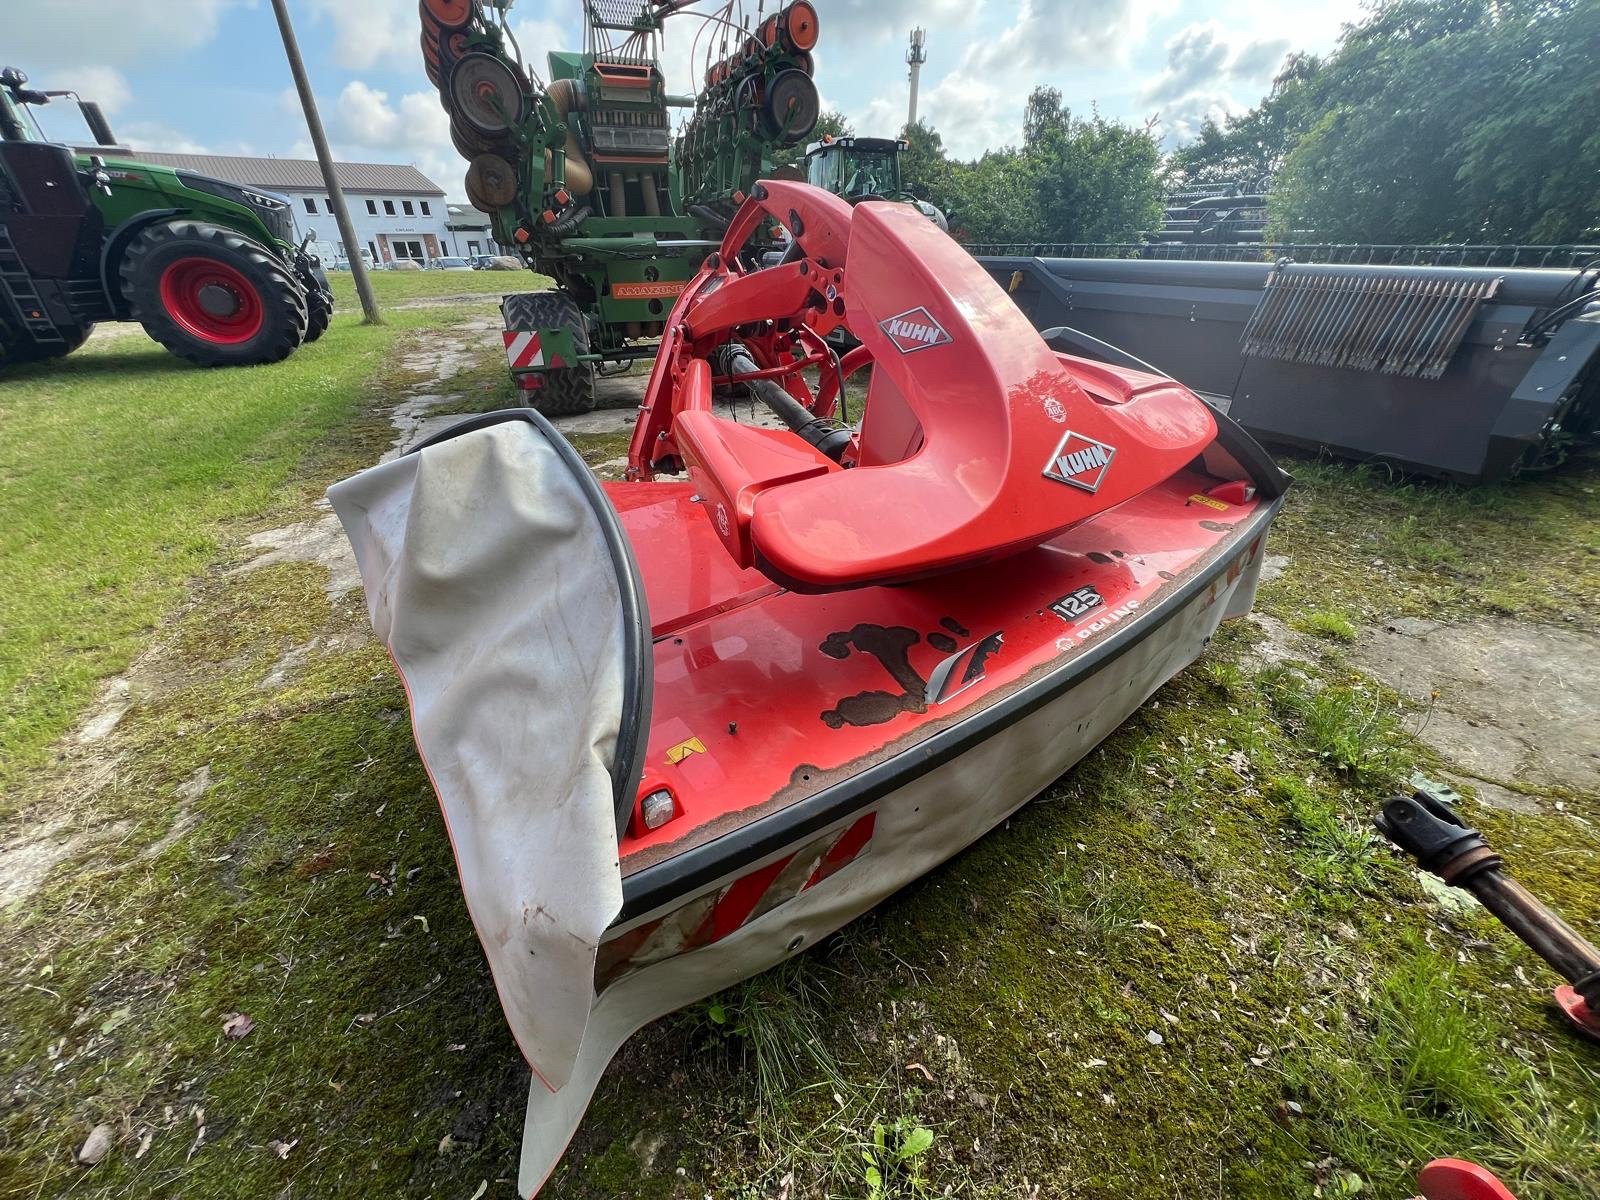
[
  {"left": 628, "top": 180, "right": 1218, "bottom": 592},
  {"left": 1417, "top": 1159, "right": 1520, "bottom": 1200},
  {"left": 1554, "top": 983, "right": 1600, "bottom": 1039}
]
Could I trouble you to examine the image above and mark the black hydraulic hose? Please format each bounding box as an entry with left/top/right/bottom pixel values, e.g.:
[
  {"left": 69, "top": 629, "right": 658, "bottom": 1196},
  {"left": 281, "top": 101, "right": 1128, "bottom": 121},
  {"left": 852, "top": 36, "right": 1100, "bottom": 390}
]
[
  {"left": 546, "top": 204, "right": 591, "bottom": 238},
  {"left": 719, "top": 344, "right": 852, "bottom": 461},
  {"left": 689, "top": 203, "right": 729, "bottom": 231}
]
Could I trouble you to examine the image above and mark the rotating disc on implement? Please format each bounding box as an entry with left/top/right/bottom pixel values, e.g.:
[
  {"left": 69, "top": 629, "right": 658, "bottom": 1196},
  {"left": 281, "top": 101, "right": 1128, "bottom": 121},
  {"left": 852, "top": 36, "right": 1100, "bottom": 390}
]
[
  {"left": 466, "top": 154, "right": 518, "bottom": 211},
  {"left": 450, "top": 53, "right": 526, "bottom": 137},
  {"left": 420, "top": 0, "right": 473, "bottom": 31},
  {"left": 761, "top": 69, "right": 818, "bottom": 143},
  {"left": 450, "top": 111, "right": 506, "bottom": 158}
]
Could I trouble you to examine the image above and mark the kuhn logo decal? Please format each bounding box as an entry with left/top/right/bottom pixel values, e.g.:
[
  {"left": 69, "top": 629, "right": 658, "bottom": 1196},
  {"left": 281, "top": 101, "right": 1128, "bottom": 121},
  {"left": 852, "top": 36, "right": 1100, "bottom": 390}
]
[
  {"left": 879, "top": 306, "right": 953, "bottom": 354},
  {"left": 1043, "top": 430, "right": 1115, "bottom": 492}
]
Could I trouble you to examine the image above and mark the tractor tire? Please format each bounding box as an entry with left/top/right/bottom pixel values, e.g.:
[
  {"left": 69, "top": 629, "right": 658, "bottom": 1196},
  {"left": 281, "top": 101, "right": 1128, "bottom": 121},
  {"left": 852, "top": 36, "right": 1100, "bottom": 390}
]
[
  {"left": 303, "top": 288, "right": 333, "bottom": 343},
  {"left": 120, "top": 221, "right": 308, "bottom": 368},
  {"left": 501, "top": 290, "right": 596, "bottom": 416},
  {"left": 1, "top": 319, "right": 94, "bottom": 365}
]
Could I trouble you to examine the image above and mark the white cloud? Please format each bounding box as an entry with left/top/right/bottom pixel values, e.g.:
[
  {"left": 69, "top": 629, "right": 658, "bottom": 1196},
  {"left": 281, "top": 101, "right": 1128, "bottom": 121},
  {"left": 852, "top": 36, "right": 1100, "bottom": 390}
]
[
  {"left": 5, "top": 0, "right": 240, "bottom": 67},
  {"left": 305, "top": 0, "right": 419, "bottom": 70},
  {"left": 53, "top": 66, "right": 133, "bottom": 114},
  {"left": 325, "top": 80, "right": 463, "bottom": 200},
  {"left": 1139, "top": 22, "right": 1289, "bottom": 144},
  {"left": 120, "top": 122, "right": 215, "bottom": 155},
  {"left": 908, "top": 0, "right": 1164, "bottom": 157}
]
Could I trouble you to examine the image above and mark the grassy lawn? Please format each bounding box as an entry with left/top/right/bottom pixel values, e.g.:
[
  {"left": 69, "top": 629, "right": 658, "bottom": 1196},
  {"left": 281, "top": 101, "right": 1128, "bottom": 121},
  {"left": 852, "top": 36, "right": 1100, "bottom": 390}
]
[
  {"left": 0, "top": 313, "right": 406, "bottom": 798},
  {"left": 324, "top": 267, "right": 541, "bottom": 307},
  {"left": 1, "top": 310, "right": 1597, "bottom": 1200}
]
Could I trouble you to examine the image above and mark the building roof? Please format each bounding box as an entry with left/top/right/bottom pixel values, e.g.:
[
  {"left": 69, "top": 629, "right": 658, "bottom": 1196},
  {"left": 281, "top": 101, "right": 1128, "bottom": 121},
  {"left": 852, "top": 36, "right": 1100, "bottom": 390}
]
[
  {"left": 446, "top": 203, "right": 492, "bottom": 228},
  {"left": 131, "top": 152, "right": 446, "bottom": 197}
]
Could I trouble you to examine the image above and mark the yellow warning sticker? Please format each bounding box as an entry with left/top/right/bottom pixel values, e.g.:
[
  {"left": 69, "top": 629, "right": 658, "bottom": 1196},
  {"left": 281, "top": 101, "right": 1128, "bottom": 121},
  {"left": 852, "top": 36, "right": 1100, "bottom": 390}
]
[
  {"left": 1188, "top": 493, "right": 1230, "bottom": 511},
  {"left": 666, "top": 736, "right": 707, "bottom": 765}
]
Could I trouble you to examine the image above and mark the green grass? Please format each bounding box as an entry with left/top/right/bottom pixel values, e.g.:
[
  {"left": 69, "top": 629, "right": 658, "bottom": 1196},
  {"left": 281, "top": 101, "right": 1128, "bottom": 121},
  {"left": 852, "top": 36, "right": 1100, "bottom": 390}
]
[
  {"left": 1294, "top": 608, "right": 1358, "bottom": 642},
  {"left": 0, "top": 314, "right": 410, "bottom": 794},
  {"left": 0, "top": 310, "right": 1597, "bottom": 1199},
  {"left": 324, "top": 267, "right": 545, "bottom": 307}
]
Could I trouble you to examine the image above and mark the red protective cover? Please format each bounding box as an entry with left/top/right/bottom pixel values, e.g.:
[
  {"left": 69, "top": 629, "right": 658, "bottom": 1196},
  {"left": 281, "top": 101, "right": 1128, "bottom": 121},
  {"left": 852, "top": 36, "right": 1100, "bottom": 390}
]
[{"left": 629, "top": 180, "right": 1217, "bottom": 591}]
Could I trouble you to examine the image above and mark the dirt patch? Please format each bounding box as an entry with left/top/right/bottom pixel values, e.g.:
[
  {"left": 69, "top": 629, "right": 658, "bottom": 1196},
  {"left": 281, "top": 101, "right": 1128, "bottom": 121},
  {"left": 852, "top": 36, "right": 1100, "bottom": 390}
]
[{"left": 1353, "top": 617, "right": 1600, "bottom": 797}]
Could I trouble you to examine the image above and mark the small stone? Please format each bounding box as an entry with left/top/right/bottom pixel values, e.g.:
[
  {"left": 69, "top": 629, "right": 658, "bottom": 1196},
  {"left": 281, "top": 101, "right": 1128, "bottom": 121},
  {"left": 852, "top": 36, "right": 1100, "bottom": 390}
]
[
  {"left": 1145, "top": 1030, "right": 1164, "bottom": 1046},
  {"left": 78, "top": 1124, "right": 114, "bottom": 1166}
]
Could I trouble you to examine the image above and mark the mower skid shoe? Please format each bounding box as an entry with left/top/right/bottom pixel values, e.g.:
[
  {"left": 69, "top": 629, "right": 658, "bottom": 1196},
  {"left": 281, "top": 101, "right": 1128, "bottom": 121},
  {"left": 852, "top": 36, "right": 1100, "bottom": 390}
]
[{"left": 326, "top": 411, "right": 649, "bottom": 1095}]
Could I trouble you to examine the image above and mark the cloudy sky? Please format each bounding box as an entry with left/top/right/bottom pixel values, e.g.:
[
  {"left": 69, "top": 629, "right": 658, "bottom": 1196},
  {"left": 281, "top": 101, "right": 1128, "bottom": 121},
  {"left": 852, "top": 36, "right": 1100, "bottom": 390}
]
[{"left": 9, "top": 0, "right": 1365, "bottom": 200}]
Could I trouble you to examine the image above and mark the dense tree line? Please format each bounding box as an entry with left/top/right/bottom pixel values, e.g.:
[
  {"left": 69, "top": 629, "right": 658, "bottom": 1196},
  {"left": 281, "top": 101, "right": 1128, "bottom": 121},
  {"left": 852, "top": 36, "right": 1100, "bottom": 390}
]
[
  {"left": 777, "top": 0, "right": 1597, "bottom": 248},
  {"left": 1169, "top": 0, "right": 1600, "bottom": 244},
  {"left": 897, "top": 90, "right": 1165, "bottom": 246}
]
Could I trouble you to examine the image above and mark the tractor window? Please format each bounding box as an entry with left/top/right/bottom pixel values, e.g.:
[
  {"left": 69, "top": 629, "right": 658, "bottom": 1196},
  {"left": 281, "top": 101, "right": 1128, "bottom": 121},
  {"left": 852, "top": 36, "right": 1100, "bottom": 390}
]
[
  {"left": 384, "top": 200, "right": 395, "bottom": 215},
  {"left": 420, "top": 200, "right": 431, "bottom": 215},
  {"left": 302, "top": 197, "right": 315, "bottom": 214},
  {"left": 841, "top": 149, "right": 899, "bottom": 197},
  {"left": 366, "top": 199, "right": 376, "bottom": 215},
  {"left": 403, "top": 200, "right": 414, "bottom": 215},
  {"left": 806, "top": 149, "right": 841, "bottom": 193}
]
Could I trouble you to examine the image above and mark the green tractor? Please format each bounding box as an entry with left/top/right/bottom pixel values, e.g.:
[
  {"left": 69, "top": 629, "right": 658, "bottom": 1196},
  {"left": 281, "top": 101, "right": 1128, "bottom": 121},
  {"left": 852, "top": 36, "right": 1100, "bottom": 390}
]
[
  {"left": 418, "top": 0, "right": 820, "bottom": 415},
  {"left": 0, "top": 66, "right": 333, "bottom": 369},
  {"left": 803, "top": 135, "right": 946, "bottom": 229}
]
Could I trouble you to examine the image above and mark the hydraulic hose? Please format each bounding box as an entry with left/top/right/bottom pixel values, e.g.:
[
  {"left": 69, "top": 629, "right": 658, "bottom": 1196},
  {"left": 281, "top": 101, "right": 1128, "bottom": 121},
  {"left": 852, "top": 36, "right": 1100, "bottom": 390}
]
[{"left": 717, "top": 344, "right": 852, "bottom": 461}]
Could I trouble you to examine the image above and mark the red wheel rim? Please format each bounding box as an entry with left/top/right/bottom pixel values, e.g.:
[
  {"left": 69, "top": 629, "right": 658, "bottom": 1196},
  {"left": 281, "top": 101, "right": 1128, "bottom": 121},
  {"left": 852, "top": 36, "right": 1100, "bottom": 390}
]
[{"left": 158, "top": 257, "right": 264, "bottom": 344}]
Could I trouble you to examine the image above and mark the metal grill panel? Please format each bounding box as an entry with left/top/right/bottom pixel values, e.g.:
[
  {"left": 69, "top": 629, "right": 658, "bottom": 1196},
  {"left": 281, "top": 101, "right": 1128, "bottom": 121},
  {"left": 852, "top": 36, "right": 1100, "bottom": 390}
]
[
  {"left": 1239, "top": 266, "right": 1501, "bottom": 380},
  {"left": 586, "top": 0, "right": 651, "bottom": 29}
]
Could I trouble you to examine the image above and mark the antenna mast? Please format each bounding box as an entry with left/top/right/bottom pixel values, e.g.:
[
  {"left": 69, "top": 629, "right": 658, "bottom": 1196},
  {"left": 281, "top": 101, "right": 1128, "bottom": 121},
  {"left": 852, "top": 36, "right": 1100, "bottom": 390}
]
[{"left": 906, "top": 27, "right": 926, "bottom": 128}]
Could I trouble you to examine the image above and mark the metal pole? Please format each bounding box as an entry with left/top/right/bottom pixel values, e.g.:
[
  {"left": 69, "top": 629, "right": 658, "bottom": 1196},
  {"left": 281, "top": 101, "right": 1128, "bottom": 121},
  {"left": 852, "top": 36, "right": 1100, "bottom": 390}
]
[{"left": 270, "top": 0, "right": 381, "bottom": 324}]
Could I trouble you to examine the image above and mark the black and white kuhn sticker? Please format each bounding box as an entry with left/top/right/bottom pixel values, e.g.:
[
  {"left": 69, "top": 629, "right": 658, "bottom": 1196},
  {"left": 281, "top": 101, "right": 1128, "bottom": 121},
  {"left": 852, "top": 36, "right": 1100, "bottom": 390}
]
[
  {"left": 1043, "top": 429, "right": 1115, "bottom": 492},
  {"left": 1051, "top": 584, "right": 1105, "bottom": 623},
  {"left": 879, "top": 306, "right": 953, "bottom": 354}
]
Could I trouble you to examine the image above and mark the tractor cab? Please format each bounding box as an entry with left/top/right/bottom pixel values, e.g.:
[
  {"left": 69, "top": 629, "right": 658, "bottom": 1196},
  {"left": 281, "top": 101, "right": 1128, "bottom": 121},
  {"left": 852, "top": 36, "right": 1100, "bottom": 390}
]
[{"left": 804, "top": 136, "right": 905, "bottom": 200}]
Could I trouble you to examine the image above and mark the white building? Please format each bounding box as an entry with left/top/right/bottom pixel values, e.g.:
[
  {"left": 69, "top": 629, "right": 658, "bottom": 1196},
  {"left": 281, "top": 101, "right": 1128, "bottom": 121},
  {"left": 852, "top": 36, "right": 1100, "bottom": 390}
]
[
  {"left": 446, "top": 203, "right": 516, "bottom": 259},
  {"left": 134, "top": 152, "right": 456, "bottom": 266}
]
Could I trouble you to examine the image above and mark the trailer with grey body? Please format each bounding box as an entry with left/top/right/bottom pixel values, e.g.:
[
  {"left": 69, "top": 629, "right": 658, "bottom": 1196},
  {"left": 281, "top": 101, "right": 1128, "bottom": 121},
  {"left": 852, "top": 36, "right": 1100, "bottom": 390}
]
[{"left": 980, "top": 255, "right": 1600, "bottom": 484}]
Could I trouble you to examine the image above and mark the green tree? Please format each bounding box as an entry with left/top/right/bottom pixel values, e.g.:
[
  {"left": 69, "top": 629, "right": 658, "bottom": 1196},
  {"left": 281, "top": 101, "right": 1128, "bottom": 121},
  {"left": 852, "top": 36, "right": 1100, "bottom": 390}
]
[
  {"left": 769, "top": 109, "right": 853, "bottom": 171},
  {"left": 899, "top": 118, "right": 959, "bottom": 217},
  {"left": 1029, "top": 105, "right": 1164, "bottom": 243},
  {"left": 1264, "top": 0, "right": 1600, "bottom": 243}
]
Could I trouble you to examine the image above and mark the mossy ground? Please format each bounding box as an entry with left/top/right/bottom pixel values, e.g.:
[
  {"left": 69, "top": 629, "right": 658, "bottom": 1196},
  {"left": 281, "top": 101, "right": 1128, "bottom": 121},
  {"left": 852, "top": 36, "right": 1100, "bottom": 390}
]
[{"left": 1, "top": 315, "right": 1596, "bottom": 1200}]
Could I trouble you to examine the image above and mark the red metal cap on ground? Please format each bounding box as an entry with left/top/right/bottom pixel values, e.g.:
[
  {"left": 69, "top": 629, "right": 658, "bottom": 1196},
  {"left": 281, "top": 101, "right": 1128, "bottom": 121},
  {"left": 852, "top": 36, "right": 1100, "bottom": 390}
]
[
  {"left": 1417, "top": 1159, "right": 1519, "bottom": 1200},
  {"left": 1554, "top": 984, "right": 1600, "bottom": 1040}
]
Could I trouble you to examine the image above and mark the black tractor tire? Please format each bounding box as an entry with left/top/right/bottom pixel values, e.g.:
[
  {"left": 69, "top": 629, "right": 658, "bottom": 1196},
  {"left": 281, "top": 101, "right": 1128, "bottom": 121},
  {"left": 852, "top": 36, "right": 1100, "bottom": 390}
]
[
  {"left": 119, "top": 221, "right": 308, "bottom": 368},
  {"left": 296, "top": 261, "right": 334, "bottom": 344},
  {"left": 1, "top": 319, "right": 94, "bottom": 366},
  {"left": 501, "top": 290, "right": 597, "bottom": 416},
  {"left": 302, "top": 287, "right": 333, "bottom": 343}
]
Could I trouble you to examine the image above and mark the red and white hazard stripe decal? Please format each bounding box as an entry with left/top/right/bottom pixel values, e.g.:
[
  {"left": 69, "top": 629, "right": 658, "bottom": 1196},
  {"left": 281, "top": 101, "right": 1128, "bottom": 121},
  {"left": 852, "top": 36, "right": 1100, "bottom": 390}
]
[
  {"left": 595, "top": 813, "right": 876, "bottom": 989},
  {"left": 503, "top": 329, "right": 544, "bottom": 370}
]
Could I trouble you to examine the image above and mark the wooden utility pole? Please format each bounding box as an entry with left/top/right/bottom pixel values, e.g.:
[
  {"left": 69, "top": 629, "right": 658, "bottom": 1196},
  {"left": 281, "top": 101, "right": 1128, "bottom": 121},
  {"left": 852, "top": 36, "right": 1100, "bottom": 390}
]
[{"left": 270, "top": 0, "right": 381, "bottom": 324}]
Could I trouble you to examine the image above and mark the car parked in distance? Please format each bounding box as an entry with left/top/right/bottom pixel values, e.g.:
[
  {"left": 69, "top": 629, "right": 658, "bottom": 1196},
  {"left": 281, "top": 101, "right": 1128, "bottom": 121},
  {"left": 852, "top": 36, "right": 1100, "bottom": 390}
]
[{"left": 429, "top": 257, "right": 473, "bottom": 271}]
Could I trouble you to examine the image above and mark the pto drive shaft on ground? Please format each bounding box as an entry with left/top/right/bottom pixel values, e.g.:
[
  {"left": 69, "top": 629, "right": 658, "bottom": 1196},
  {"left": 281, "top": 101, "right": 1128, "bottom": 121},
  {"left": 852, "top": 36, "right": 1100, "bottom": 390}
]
[{"left": 1376, "top": 789, "right": 1600, "bottom": 1036}]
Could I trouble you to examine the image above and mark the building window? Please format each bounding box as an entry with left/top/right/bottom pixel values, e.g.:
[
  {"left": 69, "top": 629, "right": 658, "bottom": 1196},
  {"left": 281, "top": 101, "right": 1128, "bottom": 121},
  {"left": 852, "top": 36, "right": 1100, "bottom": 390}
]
[
  {"left": 302, "top": 197, "right": 316, "bottom": 213},
  {"left": 324, "top": 198, "right": 334, "bottom": 214},
  {"left": 384, "top": 200, "right": 395, "bottom": 215},
  {"left": 420, "top": 201, "right": 431, "bottom": 215},
  {"left": 402, "top": 200, "right": 414, "bottom": 216},
  {"left": 368, "top": 240, "right": 378, "bottom": 261},
  {"left": 366, "top": 199, "right": 377, "bottom": 215}
]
